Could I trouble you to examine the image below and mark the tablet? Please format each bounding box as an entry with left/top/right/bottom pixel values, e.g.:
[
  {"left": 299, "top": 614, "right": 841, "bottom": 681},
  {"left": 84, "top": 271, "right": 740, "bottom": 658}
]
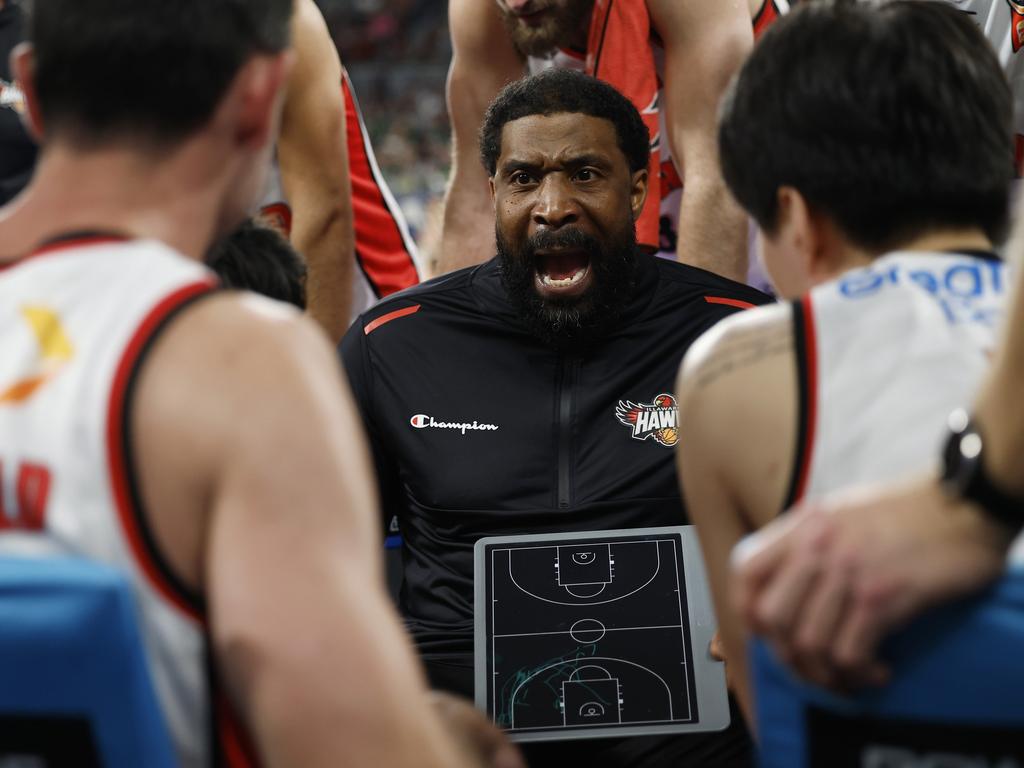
[{"left": 474, "top": 526, "right": 731, "bottom": 743}]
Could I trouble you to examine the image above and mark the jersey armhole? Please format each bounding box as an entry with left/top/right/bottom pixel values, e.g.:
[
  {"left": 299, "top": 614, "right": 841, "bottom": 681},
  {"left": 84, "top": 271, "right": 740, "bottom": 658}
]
[
  {"left": 779, "top": 296, "right": 818, "bottom": 514},
  {"left": 106, "top": 280, "right": 218, "bottom": 623}
]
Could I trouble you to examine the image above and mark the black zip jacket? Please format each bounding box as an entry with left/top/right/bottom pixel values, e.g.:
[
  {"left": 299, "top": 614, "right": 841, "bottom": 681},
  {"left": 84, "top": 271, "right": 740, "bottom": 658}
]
[{"left": 341, "top": 255, "right": 770, "bottom": 764}]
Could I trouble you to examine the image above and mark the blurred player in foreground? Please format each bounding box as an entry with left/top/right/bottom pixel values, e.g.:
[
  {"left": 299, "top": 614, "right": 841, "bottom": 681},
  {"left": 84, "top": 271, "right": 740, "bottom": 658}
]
[
  {"left": 675, "top": 0, "right": 1014, "bottom": 715},
  {"left": 0, "top": 1, "right": 516, "bottom": 766}
]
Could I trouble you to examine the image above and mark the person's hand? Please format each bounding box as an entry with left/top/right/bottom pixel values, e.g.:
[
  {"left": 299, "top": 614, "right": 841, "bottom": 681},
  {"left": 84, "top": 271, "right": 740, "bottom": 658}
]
[
  {"left": 429, "top": 691, "right": 526, "bottom": 768},
  {"left": 731, "top": 477, "right": 1014, "bottom": 690},
  {"left": 709, "top": 631, "right": 738, "bottom": 692}
]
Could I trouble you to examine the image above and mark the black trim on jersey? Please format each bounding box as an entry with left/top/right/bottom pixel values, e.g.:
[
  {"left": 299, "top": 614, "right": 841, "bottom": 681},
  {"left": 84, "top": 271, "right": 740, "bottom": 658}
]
[
  {"left": 353, "top": 247, "right": 382, "bottom": 301},
  {"left": 120, "top": 290, "right": 219, "bottom": 614},
  {"left": 591, "top": 0, "right": 614, "bottom": 76},
  {"left": 948, "top": 249, "right": 1000, "bottom": 262},
  {"left": 781, "top": 299, "right": 810, "bottom": 513},
  {"left": 204, "top": 643, "right": 223, "bottom": 768}
]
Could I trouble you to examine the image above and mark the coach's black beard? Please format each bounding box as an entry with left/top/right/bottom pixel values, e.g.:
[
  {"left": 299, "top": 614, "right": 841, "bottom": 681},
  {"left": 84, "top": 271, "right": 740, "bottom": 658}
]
[{"left": 497, "top": 225, "right": 639, "bottom": 351}]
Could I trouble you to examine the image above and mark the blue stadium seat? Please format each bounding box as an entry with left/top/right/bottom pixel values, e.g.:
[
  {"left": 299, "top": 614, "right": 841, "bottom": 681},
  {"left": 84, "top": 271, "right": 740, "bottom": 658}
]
[
  {"left": 753, "top": 567, "right": 1024, "bottom": 767},
  {"left": 0, "top": 555, "right": 176, "bottom": 768}
]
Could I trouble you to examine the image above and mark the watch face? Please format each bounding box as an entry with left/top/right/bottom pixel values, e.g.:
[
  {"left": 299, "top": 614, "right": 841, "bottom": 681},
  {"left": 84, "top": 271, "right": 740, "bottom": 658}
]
[{"left": 942, "top": 420, "right": 980, "bottom": 493}]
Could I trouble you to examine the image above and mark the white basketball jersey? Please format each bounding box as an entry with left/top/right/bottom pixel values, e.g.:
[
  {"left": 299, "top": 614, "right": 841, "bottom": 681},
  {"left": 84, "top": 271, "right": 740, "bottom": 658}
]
[
  {"left": 0, "top": 237, "right": 230, "bottom": 767},
  {"left": 788, "top": 252, "right": 1008, "bottom": 505}
]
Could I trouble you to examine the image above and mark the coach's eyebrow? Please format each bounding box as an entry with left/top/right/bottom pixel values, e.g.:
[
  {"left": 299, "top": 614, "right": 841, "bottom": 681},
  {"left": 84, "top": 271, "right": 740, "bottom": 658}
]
[
  {"left": 562, "top": 154, "right": 612, "bottom": 171},
  {"left": 499, "top": 159, "right": 542, "bottom": 175},
  {"left": 499, "top": 154, "right": 613, "bottom": 175}
]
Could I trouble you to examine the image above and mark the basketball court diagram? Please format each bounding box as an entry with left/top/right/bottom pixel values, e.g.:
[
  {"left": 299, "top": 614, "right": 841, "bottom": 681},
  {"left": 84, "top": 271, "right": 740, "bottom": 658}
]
[{"left": 478, "top": 533, "right": 702, "bottom": 740}]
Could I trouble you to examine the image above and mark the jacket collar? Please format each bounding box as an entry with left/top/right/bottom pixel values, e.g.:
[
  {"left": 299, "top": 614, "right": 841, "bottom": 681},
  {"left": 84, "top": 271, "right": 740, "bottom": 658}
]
[{"left": 469, "top": 250, "right": 660, "bottom": 336}]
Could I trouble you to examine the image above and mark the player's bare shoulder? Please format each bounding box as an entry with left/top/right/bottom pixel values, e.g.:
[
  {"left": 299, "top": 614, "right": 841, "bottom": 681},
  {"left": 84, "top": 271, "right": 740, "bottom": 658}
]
[
  {"left": 132, "top": 290, "right": 345, "bottom": 477},
  {"left": 678, "top": 302, "right": 793, "bottom": 400}
]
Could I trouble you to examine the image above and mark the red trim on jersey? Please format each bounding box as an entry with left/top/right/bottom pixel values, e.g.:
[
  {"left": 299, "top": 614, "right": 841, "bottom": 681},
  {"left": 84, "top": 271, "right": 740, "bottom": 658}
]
[
  {"left": 0, "top": 235, "right": 130, "bottom": 272},
  {"left": 704, "top": 296, "right": 756, "bottom": 310},
  {"left": 216, "top": 688, "right": 260, "bottom": 768},
  {"left": 364, "top": 304, "right": 421, "bottom": 335},
  {"left": 1011, "top": 6, "right": 1024, "bottom": 53},
  {"left": 343, "top": 70, "right": 420, "bottom": 298},
  {"left": 660, "top": 159, "right": 683, "bottom": 195},
  {"left": 106, "top": 280, "right": 215, "bottom": 624},
  {"left": 753, "top": 0, "right": 782, "bottom": 40},
  {"left": 792, "top": 295, "right": 818, "bottom": 504},
  {"left": 558, "top": 46, "right": 587, "bottom": 61},
  {"left": 257, "top": 203, "right": 294, "bottom": 238}
]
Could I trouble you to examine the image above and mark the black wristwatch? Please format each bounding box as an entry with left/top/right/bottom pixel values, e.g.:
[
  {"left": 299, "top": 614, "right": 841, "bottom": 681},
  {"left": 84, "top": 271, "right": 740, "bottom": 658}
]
[{"left": 940, "top": 408, "right": 1024, "bottom": 533}]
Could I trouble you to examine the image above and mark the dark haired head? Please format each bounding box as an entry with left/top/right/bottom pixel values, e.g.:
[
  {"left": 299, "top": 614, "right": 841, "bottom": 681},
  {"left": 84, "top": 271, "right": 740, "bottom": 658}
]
[
  {"left": 28, "top": 0, "right": 292, "bottom": 146},
  {"left": 719, "top": 0, "right": 1013, "bottom": 251},
  {"left": 480, "top": 69, "right": 650, "bottom": 177},
  {"left": 206, "top": 219, "right": 306, "bottom": 310}
]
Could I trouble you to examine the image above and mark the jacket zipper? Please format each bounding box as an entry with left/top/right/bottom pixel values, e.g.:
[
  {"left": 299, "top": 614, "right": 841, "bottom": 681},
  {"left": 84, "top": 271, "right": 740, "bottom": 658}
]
[{"left": 557, "top": 357, "right": 578, "bottom": 508}]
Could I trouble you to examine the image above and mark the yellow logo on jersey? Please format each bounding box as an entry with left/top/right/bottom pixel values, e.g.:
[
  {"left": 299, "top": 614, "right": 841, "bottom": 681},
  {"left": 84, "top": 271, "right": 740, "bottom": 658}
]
[{"left": 0, "top": 307, "right": 75, "bottom": 405}]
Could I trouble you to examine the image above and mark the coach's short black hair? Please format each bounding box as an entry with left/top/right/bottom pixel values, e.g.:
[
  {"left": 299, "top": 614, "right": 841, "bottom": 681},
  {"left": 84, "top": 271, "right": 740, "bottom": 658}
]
[
  {"left": 29, "top": 0, "right": 292, "bottom": 146},
  {"left": 719, "top": 0, "right": 1013, "bottom": 250},
  {"left": 480, "top": 68, "right": 650, "bottom": 176},
  {"left": 206, "top": 219, "right": 306, "bottom": 310}
]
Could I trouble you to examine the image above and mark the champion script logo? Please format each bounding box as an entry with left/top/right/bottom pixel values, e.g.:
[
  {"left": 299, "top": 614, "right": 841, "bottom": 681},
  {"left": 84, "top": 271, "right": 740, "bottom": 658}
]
[
  {"left": 410, "top": 414, "right": 499, "bottom": 435},
  {"left": 615, "top": 394, "right": 679, "bottom": 447}
]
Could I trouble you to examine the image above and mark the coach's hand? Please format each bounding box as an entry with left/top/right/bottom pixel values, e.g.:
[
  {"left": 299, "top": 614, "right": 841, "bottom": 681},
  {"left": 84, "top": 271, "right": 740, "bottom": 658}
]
[
  {"left": 730, "top": 478, "right": 1013, "bottom": 690},
  {"left": 430, "top": 691, "right": 526, "bottom": 768}
]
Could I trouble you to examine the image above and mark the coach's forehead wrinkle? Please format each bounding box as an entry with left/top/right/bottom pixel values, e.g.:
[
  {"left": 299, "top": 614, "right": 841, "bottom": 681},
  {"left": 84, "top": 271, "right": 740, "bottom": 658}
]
[{"left": 499, "top": 113, "right": 619, "bottom": 168}]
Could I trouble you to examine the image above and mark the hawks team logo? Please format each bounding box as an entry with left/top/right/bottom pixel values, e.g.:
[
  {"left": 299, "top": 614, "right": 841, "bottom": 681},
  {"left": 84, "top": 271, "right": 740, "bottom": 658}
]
[
  {"left": 1009, "top": 0, "right": 1024, "bottom": 52},
  {"left": 615, "top": 394, "right": 678, "bottom": 447}
]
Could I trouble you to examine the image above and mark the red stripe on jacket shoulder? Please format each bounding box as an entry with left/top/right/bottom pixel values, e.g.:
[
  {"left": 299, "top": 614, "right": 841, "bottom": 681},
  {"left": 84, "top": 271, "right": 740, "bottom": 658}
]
[
  {"left": 364, "top": 304, "right": 421, "bottom": 335},
  {"left": 704, "top": 295, "right": 756, "bottom": 310}
]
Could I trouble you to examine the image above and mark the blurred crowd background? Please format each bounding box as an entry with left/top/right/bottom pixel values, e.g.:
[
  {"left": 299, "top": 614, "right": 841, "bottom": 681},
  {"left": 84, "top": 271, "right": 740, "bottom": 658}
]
[{"left": 319, "top": 0, "right": 451, "bottom": 248}]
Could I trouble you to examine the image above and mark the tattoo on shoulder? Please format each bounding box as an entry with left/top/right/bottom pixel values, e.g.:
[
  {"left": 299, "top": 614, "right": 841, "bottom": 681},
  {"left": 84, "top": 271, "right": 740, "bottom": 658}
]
[{"left": 691, "top": 321, "right": 792, "bottom": 391}]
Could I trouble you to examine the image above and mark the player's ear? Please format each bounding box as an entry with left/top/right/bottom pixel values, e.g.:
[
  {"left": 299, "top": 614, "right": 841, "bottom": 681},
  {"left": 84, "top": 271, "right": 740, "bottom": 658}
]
[
  {"left": 774, "top": 186, "right": 817, "bottom": 287},
  {"left": 230, "top": 51, "right": 294, "bottom": 151},
  {"left": 629, "top": 168, "right": 648, "bottom": 221},
  {"left": 11, "top": 44, "right": 44, "bottom": 143}
]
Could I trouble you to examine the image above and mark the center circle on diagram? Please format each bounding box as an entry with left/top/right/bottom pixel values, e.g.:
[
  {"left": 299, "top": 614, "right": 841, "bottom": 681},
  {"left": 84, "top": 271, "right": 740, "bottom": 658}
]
[{"left": 569, "top": 618, "right": 606, "bottom": 644}]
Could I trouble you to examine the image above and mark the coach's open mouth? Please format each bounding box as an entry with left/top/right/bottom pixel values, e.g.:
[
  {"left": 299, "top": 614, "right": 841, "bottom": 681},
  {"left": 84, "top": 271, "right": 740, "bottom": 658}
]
[{"left": 534, "top": 249, "right": 592, "bottom": 299}]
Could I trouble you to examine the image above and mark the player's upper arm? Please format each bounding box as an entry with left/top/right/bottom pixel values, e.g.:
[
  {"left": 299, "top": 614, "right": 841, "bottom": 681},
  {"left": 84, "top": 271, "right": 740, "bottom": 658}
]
[
  {"left": 646, "top": 0, "right": 752, "bottom": 183},
  {"left": 133, "top": 293, "right": 473, "bottom": 765},
  {"left": 139, "top": 292, "right": 381, "bottom": 579},
  {"left": 675, "top": 305, "right": 794, "bottom": 719},
  {"left": 446, "top": 0, "right": 522, "bottom": 187},
  {"left": 278, "top": 0, "right": 349, "bottom": 224},
  {"left": 678, "top": 304, "right": 796, "bottom": 526}
]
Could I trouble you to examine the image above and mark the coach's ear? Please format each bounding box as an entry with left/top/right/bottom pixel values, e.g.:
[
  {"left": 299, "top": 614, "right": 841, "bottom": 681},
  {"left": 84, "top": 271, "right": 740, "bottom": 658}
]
[
  {"left": 629, "top": 168, "right": 648, "bottom": 222},
  {"left": 11, "top": 44, "right": 44, "bottom": 143}
]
